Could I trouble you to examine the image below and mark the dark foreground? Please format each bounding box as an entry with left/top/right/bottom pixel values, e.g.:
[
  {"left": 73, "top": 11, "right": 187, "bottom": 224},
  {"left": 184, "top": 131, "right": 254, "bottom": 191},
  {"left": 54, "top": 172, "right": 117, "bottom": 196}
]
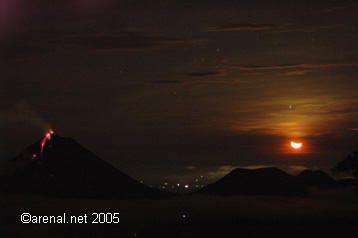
[{"left": 1, "top": 188, "right": 358, "bottom": 238}]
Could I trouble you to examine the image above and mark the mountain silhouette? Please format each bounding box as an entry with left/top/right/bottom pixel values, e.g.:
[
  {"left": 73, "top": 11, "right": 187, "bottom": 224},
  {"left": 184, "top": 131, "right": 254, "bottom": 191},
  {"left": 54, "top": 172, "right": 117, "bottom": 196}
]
[
  {"left": 296, "top": 170, "right": 336, "bottom": 188},
  {"left": 198, "top": 167, "right": 358, "bottom": 197},
  {"left": 336, "top": 178, "right": 357, "bottom": 187},
  {"left": 333, "top": 151, "right": 358, "bottom": 178},
  {"left": 198, "top": 167, "right": 307, "bottom": 196},
  {"left": 296, "top": 169, "right": 357, "bottom": 190},
  {"left": 6, "top": 133, "right": 170, "bottom": 199}
]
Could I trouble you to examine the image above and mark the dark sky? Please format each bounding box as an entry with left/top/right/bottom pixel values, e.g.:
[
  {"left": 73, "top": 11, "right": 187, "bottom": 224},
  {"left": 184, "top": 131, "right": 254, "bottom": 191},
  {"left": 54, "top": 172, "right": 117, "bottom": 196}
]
[{"left": 1, "top": 0, "right": 358, "bottom": 185}]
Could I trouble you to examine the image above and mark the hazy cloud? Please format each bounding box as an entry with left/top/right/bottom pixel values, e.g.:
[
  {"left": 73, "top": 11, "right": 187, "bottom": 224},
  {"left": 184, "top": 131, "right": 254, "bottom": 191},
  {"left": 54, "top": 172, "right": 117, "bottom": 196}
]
[
  {"left": 322, "top": 6, "right": 347, "bottom": 13},
  {"left": 234, "top": 63, "right": 358, "bottom": 71},
  {"left": 281, "top": 70, "right": 311, "bottom": 77},
  {"left": 75, "top": 32, "right": 205, "bottom": 51},
  {"left": 0, "top": 101, "right": 51, "bottom": 131},
  {"left": 2, "top": 31, "right": 206, "bottom": 59},
  {"left": 186, "top": 70, "right": 226, "bottom": 78},
  {"left": 1, "top": 44, "right": 47, "bottom": 58},
  {"left": 153, "top": 80, "right": 181, "bottom": 84},
  {"left": 207, "top": 24, "right": 340, "bottom": 33},
  {"left": 233, "top": 63, "right": 358, "bottom": 76},
  {"left": 186, "top": 166, "right": 197, "bottom": 170},
  {"left": 207, "top": 23, "right": 277, "bottom": 32}
]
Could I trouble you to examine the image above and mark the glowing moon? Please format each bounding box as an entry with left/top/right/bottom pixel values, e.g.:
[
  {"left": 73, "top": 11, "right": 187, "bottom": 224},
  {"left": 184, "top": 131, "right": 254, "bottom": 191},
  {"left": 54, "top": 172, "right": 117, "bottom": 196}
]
[{"left": 290, "top": 141, "right": 303, "bottom": 150}]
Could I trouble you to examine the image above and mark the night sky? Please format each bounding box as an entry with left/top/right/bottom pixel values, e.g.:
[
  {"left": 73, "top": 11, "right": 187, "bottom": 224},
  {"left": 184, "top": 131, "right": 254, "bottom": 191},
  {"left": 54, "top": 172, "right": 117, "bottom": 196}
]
[{"left": 1, "top": 0, "right": 358, "bottom": 187}]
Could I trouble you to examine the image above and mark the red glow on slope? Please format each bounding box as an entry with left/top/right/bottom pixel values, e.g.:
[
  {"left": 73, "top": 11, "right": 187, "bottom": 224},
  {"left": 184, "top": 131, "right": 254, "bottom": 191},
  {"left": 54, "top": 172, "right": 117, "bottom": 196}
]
[{"left": 40, "top": 129, "right": 54, "bottom": 155}]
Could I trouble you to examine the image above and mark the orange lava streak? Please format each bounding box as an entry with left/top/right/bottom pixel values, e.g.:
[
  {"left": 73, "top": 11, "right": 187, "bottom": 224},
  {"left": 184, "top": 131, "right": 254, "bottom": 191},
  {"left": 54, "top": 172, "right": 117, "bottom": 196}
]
[{"left": 40, "top": 129, "right": 54, "bottom": 155}]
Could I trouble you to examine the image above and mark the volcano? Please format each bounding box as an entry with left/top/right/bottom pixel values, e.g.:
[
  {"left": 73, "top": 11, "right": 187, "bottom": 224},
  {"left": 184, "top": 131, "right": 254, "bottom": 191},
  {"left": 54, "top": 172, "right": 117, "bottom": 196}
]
[{"left": 6, "top": 133, "right": 169, "bottom": 199}]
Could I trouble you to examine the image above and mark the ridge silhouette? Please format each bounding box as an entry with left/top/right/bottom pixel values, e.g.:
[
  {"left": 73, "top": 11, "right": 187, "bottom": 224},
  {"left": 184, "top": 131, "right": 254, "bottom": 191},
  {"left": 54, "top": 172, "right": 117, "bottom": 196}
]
[{"left": 198, "top": 167, "right": 356, "bottom": 196}]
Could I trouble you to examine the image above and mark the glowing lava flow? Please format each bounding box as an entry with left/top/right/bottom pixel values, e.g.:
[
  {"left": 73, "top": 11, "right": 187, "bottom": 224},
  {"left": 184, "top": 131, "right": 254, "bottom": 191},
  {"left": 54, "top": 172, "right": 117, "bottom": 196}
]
[{"left": 40, "top": 129, "right": 54, "bottom": 155}]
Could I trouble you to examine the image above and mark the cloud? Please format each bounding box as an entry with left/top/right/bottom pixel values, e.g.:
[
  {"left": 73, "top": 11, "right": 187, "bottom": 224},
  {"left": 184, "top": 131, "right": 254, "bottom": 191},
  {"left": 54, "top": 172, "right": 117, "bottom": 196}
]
[
  {"left": 0, "top": 101, "right": 51, "bottom": 132},
  {"left": 207, "top": 24, "right": 340, "bottom": 33},
  {"left": 186, "top": 166, "right": 197, "bottom": 170},
  {"left": 1, "top": 44, "right": 48, "bottom": 58},
  {"left": 283, "top": 165, "right": 309, "bottom": 175},
  {"left": 207, "top": 23, "right": 277, "bottom": 32},
  {"left": 322, "top": 6, "right": 347, "bottom": 13},
  {"left": 233, "top": 63, "right": 358, "bottom": 76},
  {"left": 234, "top": 63, "right": 358, "bottom": 71},
  {"left": 186, "top": 70, "right": 226, "bottom": 78},
  {"left": 153, "top": 80, "right": 181, "bottom": 84},
  {"left": 207, "top": 165, "right": 237, "bottom": 179},
  {"left": 281, "top": 70, "right": 311, "bottom": 77},
  {"left": 76, "top": 32, "right": 205, "bottom": 51},
  {"left": 2, "top": 31, "right": 206, "bottom": 59}
]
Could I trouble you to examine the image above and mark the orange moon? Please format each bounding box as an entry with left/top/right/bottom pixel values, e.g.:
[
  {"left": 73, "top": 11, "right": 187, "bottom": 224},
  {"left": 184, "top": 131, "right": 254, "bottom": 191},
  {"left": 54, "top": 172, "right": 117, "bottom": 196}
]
[{"left": 290, "top": 141, "right": 303, "bottom": 150}]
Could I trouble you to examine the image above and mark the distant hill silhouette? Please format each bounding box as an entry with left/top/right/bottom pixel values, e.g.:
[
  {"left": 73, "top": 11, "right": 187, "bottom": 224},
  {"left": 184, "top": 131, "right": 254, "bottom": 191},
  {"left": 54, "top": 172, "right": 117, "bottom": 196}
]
[
  {"left": 296, "top": 170, "right": 336, "bottom": 188},
  {"left": 5, "top": 133, "right": 170, "bottom": 199},
  {"left": 198, "top": 167, "right": 306, "bottom": 196},
  {"left": 333, "top": 151, "right": 358, "bottom": 178},
  {"left": 335, "top": 178, "right": 358, "bottom": 187},
  {"left": 198, "top": 168, "right": 356, "bottom": 196}
]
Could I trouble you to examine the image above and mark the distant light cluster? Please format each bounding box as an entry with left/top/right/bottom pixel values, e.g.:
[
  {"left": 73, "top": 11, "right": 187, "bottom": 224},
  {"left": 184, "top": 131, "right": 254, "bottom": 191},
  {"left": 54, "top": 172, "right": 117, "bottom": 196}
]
[{"left": 144, "top": 176, "right": 207, "bottom": 192}]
